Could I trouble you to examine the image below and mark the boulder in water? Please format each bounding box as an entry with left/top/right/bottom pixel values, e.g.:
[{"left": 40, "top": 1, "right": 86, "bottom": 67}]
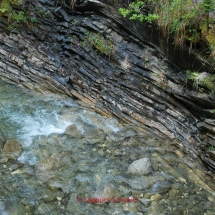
[
  {"left": 127, "top": 158, "right": 151, "bottom": 175},
  {"left": 83, "top": 128, "right": 105, "bottom": 144},
  {"left": 2, "top": 139, "right": 22, "bottom": 160},
  {"left": 64, "top": 124, "right": 82, "bottom": 139},
  {"left": 147, "top": 181, "right": 171, "bottom": 194},
  {"left": 94, "top": 182, "right": 117, "bottom": 200}
]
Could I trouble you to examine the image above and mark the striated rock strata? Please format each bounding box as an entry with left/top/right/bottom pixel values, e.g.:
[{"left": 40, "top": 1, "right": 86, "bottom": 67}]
[{"left": 0, "top": 0, "right": 215, "bottom": 169}]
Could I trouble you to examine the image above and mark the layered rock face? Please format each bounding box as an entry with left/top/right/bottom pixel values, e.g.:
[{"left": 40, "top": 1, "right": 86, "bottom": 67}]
[{"left": 0, "top": 0, "right": 214, "bottom": 169}]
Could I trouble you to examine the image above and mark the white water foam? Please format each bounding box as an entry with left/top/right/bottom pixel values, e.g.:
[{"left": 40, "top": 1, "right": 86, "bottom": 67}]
[{"left": 0, "top": 80, "right": 122, "bottom": 165}]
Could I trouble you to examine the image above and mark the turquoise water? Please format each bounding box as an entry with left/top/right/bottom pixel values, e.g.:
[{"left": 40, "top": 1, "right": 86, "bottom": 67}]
[{"left": 0, "top": 80, "right": 76, "bottom": 142}]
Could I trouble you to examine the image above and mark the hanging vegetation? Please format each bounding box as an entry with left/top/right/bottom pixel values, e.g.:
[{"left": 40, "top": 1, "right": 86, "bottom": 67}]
[{"left": 119, "top": 0, "right": 215, "bottom": 61}]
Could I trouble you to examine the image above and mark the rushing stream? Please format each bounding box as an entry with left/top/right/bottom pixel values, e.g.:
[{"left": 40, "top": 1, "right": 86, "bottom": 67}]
[{"left": 0, "top": 79, "right": 215, "bottom": 215}]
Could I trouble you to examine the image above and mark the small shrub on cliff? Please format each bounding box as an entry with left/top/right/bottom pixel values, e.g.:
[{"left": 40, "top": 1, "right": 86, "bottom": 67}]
[
  {"left": 203, "top": 74, "right": 215, "bottom": 92},
  {"left": 85, "top": 32, "right": 114, "bottom": 58},
  {"left": 119, "top": 1, "right": 159, "bottom": 23},
  {"left": 187, "top": 70, "right": 199, "bottom": 88},
  {"left": 119, "top": 0, "right": 215, "bottom": 60},
  {"left": 11, "top": 10, "right": 26, "bottom": 23},
  {"left": 0, "top": 0, "right": 27, "bottom": 24}
]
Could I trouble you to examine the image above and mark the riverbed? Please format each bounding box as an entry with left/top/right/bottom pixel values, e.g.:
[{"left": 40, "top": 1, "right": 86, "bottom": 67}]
[{"left": 0, "top": 80, "right": 215, "bottom": 215}]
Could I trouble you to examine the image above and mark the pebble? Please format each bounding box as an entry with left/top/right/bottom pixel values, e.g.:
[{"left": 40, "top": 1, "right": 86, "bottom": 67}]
[
  {"left": 168, "top": 189, "right": 177, "bottom": 198},
  {"left": 57, "top": 197, "right": 62, "bottom": 201},
  {"left": 150, "top": 194, "right": 162, "bottom": 202}
]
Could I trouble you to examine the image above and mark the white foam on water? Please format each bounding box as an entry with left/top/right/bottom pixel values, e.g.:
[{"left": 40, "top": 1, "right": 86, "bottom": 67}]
[
  {"left": 18, "top": 152, "right": 38, "bottom": 166},
  {"left": 18, "top": 112, "right": 73, "bottom": 147},
  {"left": 0, "top": 80, "right": 122, "bottom": 165}
]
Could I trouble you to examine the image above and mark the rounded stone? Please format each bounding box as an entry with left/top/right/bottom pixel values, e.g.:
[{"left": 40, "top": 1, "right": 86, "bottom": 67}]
[
  {"left": 150, "top": 194, "right": 162, "bottom": 202},
  {"left": 168, "top": 189, "right": 177, "bottom": 198},
  {"left": 127, "top": 158, "right": 151, "bottom": 175}
]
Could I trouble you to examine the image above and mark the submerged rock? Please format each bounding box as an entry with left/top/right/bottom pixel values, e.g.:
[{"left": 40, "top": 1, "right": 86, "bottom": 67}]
[
  {"left": 35, "top": 152, "right": 71, "bottom": 182},
  {"left": 127, "top": 158, "right": 152, "bottom": 175},
  {"left": 94, "top": 182, "right": 117, "bottom": 199},
  {"left": 64, "top": 124, "right": 82, "bottom": 139},
  {"left": 67, "top": 193, "right": 86, "bottom": 214},
  {"left": 150, "top": 194, "right": 162, "bottom": 202},
  {"left": 146, "top": 201, "right": 161, "bottom": 215},
  {"left": 147, "top": 181, "right": 171, "bottom": 194},
  {"left": 128, "top": 175, "right": 165, "bottom": 190},
  {"left": 2, "top": 139, "right": 22, "bottom": 160},
  {"left": 0, "top": 200, "right": 25, "bottom": 215},
  {"left": 83, "top": 128, "right": 105, "bottom": 144},
  {"left": 37, "top": 203, "right": 57, "bottom": 214}
]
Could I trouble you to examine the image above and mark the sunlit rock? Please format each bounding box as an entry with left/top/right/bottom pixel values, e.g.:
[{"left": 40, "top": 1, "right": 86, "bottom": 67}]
[
  {"left": 127, "top": 158, "right": 152, "bottom": 175},
  {"left": 2, "top": 139, "right": 22, "bottom": 160}
]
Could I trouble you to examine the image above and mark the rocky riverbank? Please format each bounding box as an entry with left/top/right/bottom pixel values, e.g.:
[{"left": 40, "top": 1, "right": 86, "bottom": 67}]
[
  {"left": 1, "top": 118, "right": 215, "bottom": 215},
  {"left": 0, "top": 0, "right": 214, "bottom": 170}
]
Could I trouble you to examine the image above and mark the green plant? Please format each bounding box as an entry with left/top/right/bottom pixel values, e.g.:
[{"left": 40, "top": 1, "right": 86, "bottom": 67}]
[
  {"left": 81, "top": 39, "right": 88, "bottom": 48},
  {"left": 30, "top": 17, "right": 36, "bottom": 23},
  {"left": 119, "top": 1, "right": 159, "bottom": 23},
  {"left": 153, "top": 72, "right": 160, "bottom": 78},
  {"left": 203, "top": 74, "right": 215, "bottom": 92},
  {"left": 85, "top": 32, "right": 114, "bottom": 57},
  {"left": 6, "top": 24, "right": 14, "bottom": 30},
  {"left": 0, "top": 0, "right": 28, "bottom": 25},
  {"left": 209, "top": 145, "right": 215, "bottom": 150},
  {"left": 11, "top": 11, "right": 27, "bottom": 23},
  {"left": 162, "top": 85, "right": 167, "bottom": 90},
  {"left": 71, "top": 20, "right": 76, "bottom": 25},
  {"left": 186, "top": 70, "right": 199, "bottom": 81},
  {"left": 119, "top": 0, "right": 215, "bottom": 60},
  {"left": 186, "top": 70, "right": 199, "bottom": 88}
]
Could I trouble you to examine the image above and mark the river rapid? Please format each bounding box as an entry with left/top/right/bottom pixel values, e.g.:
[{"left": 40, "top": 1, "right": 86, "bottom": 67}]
[{"left": 0, "top": 79, "right": 215, "bottom": 215}]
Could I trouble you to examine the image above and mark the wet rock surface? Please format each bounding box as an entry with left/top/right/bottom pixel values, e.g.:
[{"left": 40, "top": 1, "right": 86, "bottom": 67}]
[
  {"left": 0, "top": 0, "right": 214, "bottom": 169},
  {"left": 127, "top": 158, "right": 152, "bottom": 175},
  {"left": 0, "top": 106, "right": 215, "bottom": 215},
  {"left": 0, "top": 79, "right": 215, "bottom": 215},
  {"left": 2, "top": 139, "right": 22, "bottom": 160},
  {"left": 0, "top": 1, "right": 215, "bottom": 213},
  {"left": 0, "top": 129, "right": 5, "bottom": 150}
]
